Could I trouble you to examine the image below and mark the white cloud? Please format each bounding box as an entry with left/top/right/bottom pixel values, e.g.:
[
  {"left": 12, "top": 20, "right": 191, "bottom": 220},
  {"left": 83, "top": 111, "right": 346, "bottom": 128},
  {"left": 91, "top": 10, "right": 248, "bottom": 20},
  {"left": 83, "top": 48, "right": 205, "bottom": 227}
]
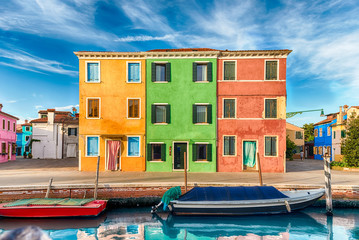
[
  {"left": 0, "top": 48, "right": 77, "bottom": 76},
  {"left": 35, "top": 105, "right": 43, "bottom": 110},
  {"left": 55, "top": 104, "right": 79, "bottom": 111},
  {"left": 114, "top": 34, "right": 176, "bottom": 42}
]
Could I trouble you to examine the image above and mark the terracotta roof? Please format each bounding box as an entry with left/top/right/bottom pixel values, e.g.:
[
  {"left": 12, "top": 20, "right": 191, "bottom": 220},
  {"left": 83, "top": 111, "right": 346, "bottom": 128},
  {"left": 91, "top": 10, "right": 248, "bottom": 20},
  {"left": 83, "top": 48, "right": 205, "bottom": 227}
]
[
  {"left": 31, "top": 114, "right": 78, "bottom": 124},
  {"left": 286, "top": 122, "right": 303, "bottom": 131},
  {"left": 0, "top": 111, "right": 19, "bottom": 120},
  {"left": 21, "top": 123, "right": 31, "bottom": 126},
  {"left": 350, "top": 106, "right": 359, "bottom": 109},
  {"left": 38, "top": 110, "right": 71, "bottom": 115},
  {"left": 147, "top": 48, "right": 219, "bottom": 52}
]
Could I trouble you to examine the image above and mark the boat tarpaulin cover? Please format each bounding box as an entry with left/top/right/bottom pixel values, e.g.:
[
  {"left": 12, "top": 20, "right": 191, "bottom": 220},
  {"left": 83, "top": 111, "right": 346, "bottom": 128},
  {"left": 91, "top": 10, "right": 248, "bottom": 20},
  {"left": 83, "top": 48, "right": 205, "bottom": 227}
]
[
  {"left": 177, "top": 186, "right": 288, "bottom": 201},
  {"left": 162, "top": 186, "right": 182, "bottom": 210},
  {"left": 4, "top": 198, "right": 94, "bottom": 207}
]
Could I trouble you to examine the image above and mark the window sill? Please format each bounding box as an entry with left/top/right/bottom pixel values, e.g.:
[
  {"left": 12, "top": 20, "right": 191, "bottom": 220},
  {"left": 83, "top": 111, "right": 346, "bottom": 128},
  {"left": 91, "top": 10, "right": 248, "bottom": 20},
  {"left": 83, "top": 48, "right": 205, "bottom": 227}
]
[
  {"left": 264, "top": 155, "right": 278, "bottom": 157},
  {"left": 194, "top": 81, "right": 210, "bottom": 83},
  {"left": 127, "top": 155, "right": 141, "bottom": 158},
  {"left": 153, "top": 81, "right": 169, "bottom": 83},
  {"left": 126, "top": 81, "right": 142, "bottom": 84},
  {"left": 194, "top": 123, "right": 210, "bottom": 125},
  {"left": 153, "top": 123, "right": 168, "bottom": 125},
  {"left": 85, "top": 155, "right": 99, "bottom": 157},
  {"left": 86, "top": 117, "right": 101, "bottom": 119},
  {"left": 223, "top": 155, "right": 236, "bottom": 157},
  {"left": 149, "top": 160, "right": 164, "bottom": 162},
  {"left": 85, "top": 81, "right": 101, "bottom": 83},
  {"left": 127, "top": 117, "right": 141, "bottom": 120},
  {"left": 194, "top": 160, "right": 209, "bottom": 163}
]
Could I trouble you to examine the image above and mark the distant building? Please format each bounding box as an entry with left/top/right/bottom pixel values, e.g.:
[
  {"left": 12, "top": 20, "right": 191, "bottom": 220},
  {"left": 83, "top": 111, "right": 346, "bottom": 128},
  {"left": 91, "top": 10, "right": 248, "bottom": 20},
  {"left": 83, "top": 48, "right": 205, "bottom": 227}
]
[
  {"left": 15, "top": 120, "right": 32, "bottom": 156},
  {"left": 314, "top": 113, "right": 337, "bottom": 161},
  {"left": 0, "top": 103, "right": 19, "bottom": 163},
  {"left": 30, "top": 108, "right": 79, "bottom": 159},
  {"left": 286, "top": 122, "right": 304, "bottom": 159}
]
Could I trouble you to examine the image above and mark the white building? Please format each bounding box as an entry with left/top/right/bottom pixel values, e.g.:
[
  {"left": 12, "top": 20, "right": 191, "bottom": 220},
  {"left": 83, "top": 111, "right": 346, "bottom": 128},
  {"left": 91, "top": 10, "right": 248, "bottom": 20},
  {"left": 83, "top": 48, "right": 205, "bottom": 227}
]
[{"left": 30, "top": 108, "right": 79, "bottom": 159}]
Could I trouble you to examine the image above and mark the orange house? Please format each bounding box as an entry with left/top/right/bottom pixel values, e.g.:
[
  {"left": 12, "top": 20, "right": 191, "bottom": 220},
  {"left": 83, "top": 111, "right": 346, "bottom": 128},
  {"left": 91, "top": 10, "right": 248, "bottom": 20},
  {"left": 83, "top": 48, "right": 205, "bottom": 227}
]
[{"left": 74, "top": 51, "right": 146, "bottom": 171}]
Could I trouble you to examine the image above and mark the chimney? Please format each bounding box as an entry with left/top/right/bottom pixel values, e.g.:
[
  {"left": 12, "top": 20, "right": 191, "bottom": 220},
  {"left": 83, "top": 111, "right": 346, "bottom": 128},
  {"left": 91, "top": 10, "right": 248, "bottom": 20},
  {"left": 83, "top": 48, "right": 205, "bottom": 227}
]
[
  {"left": 337, "top": 106, "right": 343, "bottom": 124},
  {"left": 0, "top": 103, "right": 3, "bottom": 111},
  {"left": 25, "top": 119, "right": 28, "bottom": 124},
  {"left": 343, "top": 105, "right": 349, "bottom": 113},
  {"left": 47, "top": 109, "right": 55, "bottom": 124}
]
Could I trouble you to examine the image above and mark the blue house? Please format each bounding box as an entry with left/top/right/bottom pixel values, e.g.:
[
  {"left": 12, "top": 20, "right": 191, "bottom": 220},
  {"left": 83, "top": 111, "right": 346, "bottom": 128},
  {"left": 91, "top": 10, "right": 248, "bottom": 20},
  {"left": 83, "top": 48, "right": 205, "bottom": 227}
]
[
  {"left": 16, "top": 121, "right": 32, "bottom": 156},
  {"left": 313, "top": 113, "right": 337, "bottom": 161}
]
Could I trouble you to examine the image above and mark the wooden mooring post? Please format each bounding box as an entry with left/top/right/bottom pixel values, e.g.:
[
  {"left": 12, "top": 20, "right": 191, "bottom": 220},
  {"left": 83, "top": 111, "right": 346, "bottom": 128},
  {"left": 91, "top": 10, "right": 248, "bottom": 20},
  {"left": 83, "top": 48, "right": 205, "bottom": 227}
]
[
  {"left": 94, "top": 156, "right": 100, "bottom": 200},
  {"left": 257, "top": 152, "right": 263, "bottom": 186},
  {"left": 323, "top": 153, "right": 333, "bottom": 215},
  {"left": 184, "top": 152, "right": 187, "bottom": 193},
  {"left": 45, "top": 178, "right": 53, "bottom": 198}
]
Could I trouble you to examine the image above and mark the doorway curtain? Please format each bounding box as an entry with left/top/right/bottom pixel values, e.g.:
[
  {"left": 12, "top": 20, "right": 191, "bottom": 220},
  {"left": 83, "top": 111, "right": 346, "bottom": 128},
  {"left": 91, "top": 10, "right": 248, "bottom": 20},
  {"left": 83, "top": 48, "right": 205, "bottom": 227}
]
[
  {"left": 107, "top": 140, "right": 121, "bottom": 170},
  {"left": 243, "top": 141, "right": 256, "bottom": 167}
]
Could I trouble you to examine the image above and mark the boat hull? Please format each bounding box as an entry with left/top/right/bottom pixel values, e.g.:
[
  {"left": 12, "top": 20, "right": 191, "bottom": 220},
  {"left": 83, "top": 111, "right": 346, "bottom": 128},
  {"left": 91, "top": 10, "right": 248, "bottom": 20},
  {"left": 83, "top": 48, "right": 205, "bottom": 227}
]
[
  {"left": 0, "top": 200, "right": 107, "bottom": 218},
  {"left": 171, "top": 189, "right": 324, "bottom": 216}
]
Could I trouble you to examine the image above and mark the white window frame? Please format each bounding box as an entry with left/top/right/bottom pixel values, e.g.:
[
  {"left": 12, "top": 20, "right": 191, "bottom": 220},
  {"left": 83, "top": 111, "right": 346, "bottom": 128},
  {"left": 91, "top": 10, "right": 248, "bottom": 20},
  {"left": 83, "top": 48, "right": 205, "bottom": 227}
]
[
  {"left": 127, "top": 135, "right": 141, "bottom": 157},
  {"left": 86, "top": 97, "right": 101, "bottom": 119},
  {"left": 85, "top": 61, "right": 101, "bottom": 83},
  {"left": 194, "top": 61, "right": 210, "bottom": 83},
  {"left": 2, "top": 119, "right": 4, "bottom": 130},
  {"left": 25, "top": 126, "right": 30, "bottom": 132},
  {"left": 319, "top": 128, "right": 323, "bottom": 137},
  {"left": 153, "top": 103, "right": 169, "bottom": 125},
  {"left": 327, "top": 127, "right": 331, "bottom": 136},
  {"left": 264, "top": 98, "right": 278, "bottom": 119},
  {"left": 194, "top": 103, "right": 210, "bottom": 125},
  {"left": 7, "top": 120, "right": 10, "bottom": 131},
  {"left": 222, "top": 98, "right": 236, "bottom": 119},
  {"left": 264, "top": 59, "right": 279, "bottom": 81},
  {"left": 85, "top": 135, "right": 100, "bottom": 157},
  {"left": 222, "top": 60, "right": 237, "bottom": 81},
  {"left": 127, "top": 98, "right": 141, "bottom": 119},
  {"left": 126, "top": 61, "right": 142, "bottom": 83},
  {"left": 153, "top": 62, "right": 168, "bottom": 83},
  {"left": 223, "top": 135, "right": 237, "bottom": 157},
  {"left": 264, "top": 135, "right": 278, "bottom": 157}
]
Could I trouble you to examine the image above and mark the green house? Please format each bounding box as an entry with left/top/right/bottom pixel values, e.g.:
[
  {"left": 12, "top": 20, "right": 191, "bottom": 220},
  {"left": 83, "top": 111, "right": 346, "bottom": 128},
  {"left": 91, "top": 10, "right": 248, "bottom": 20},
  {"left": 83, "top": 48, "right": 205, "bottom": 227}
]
[{"left": 146, "top": 50, "right": 218, "bottom": 172}]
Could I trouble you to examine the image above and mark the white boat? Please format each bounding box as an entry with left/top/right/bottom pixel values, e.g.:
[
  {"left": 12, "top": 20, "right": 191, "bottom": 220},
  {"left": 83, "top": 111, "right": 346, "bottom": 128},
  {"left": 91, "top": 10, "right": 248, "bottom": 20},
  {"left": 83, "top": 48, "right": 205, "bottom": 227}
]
[{"left": 169, "top": 186, "right": 325, "bottom": 216}]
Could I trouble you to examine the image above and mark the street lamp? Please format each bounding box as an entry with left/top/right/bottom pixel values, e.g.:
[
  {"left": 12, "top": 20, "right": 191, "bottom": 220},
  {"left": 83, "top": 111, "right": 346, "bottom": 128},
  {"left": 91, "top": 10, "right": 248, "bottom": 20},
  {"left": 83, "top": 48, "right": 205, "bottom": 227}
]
[{"left": 286, "top": 109, "right": 325, "bottom": 119}]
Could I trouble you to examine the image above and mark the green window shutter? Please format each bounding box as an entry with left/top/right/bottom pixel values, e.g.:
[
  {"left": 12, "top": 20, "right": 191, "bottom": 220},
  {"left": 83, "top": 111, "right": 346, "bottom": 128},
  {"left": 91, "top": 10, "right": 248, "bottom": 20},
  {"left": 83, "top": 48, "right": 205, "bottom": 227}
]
[
  {"left": 265, "top": 100, "right": 270, "bottom": 118},
  {"left": 265, "top": 137, "right": 271, "bottom": 155},
  {"left": 166, "top": 104, "right": 171, "bottom": 124},
  {"left": 161, "top": 144, "right": 166, "bottom": 161},
  {"left": 165, "top": 63, "right": 171, "bottom": 82},
  {"left": 151, "top": 63, "right": 156, "bottom": 82},
  {"left": 147, "top": 144, "right": 152, "bottom": 161},
  {"left": 265, "top": 61, "right": 270, "bottom": 80},
  {"left": 207, "top": 104, "right": 212, "bottom": 124},
  {"left": 193, "top": 62, "right": 197, "bottom": 82},
  {"left": 74, "top": 128, "right": 77, "bottom": 136},
  {"left": 273, "top": 99, "right": 277, "bottom": 118},
  {"left": 192, "top": 144, "right": 197, "bottom": 161},
  {"left": 151, "top": 105, "right": 156, "bottom": 123},
  {"left": 207, "top": 144, "right": 212, "bottom": 161},
  {"left": 193, "top": 105, "right": 197, "bottom": 123},
  {"left": 207, "top": 62, "right": 212, "bottom": 82},
  {"left": 271, "top": 137, "right": 277, "bottom": 156}
]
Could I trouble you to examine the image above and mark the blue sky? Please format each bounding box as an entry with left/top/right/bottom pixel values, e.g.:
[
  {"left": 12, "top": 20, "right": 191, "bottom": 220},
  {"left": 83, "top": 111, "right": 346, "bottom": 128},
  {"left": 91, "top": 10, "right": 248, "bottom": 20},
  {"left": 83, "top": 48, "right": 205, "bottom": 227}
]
[{"left": 0, "top": 0, "right": 359, "bottom": 127}]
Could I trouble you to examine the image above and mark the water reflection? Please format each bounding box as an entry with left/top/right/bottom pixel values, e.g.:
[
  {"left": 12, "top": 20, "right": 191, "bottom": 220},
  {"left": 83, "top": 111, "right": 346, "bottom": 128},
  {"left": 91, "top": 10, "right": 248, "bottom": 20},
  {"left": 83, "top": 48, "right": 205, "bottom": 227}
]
[{"left": 0, "top": 208, "right": 358, "bottom": 240}]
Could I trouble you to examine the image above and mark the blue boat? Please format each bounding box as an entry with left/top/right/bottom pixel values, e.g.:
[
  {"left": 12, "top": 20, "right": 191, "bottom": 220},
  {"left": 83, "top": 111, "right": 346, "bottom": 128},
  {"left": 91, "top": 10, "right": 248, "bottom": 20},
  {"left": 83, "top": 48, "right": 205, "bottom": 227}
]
[{"left": 168, "top": 186, "right": 324, "bottom": 216}]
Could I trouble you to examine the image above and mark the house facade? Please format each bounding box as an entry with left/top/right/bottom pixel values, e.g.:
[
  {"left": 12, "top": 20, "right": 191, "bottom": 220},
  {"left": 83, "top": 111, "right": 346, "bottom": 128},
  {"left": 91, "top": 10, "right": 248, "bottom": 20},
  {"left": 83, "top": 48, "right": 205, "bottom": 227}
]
[
  {"left": 31, "top": 109, "right": 79, "bottom": 159},
  {"left": 74, "top": 51, "right": 146, "bottom": 172},
  {"left": 286, "top": 122, "right": 304, "bottom": 159},
  {"left": 16, "top": 120, "right": 32, "bottom": 156},
  {"left": 217, "top": 50, "right": 291, "bottom": 172},
  {"left": 0, "top": 104, "right": 18, "bottom": 163},
  {"left": 314, "top": 113, "right": 337, "bottom": 161},
  {"left": 145, "top": 49, "right": 218, "bottom": 172}
]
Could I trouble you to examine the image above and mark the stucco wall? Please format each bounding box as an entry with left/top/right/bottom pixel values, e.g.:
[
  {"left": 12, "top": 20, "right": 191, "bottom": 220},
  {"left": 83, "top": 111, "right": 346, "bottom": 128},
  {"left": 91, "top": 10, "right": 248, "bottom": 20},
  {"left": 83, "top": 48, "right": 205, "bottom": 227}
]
[
  {"left": 32, "top": 123, "right": 63, "bottom": 159},
  {"left": 0, "top": 114, "right": 17, "bottom": 163},
  {"left": 78, "top": 58, "right": 146, "bottom": 171},
  {"left": 146, "top": 58, "right": 217, "bottom": 172}
]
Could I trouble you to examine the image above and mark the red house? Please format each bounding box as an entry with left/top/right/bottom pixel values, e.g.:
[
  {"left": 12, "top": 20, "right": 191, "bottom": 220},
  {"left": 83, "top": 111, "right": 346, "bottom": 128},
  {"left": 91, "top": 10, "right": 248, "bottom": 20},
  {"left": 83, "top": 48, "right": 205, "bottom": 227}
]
[{"left": 217, "top": 50, "right": 292, "bottom": 172}]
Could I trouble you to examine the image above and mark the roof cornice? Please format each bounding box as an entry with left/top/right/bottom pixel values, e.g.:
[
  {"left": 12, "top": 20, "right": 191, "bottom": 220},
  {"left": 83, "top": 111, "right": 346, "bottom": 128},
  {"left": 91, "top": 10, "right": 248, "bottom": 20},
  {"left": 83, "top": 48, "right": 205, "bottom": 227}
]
[
  {"left": 145, "top": 51, "right": 220, "bottom": 59},
  {"left": 74, "top": 51, "right": 146, "bottom": 59},
  {"left": 219, "top": 50, "right": 292, "bottom": 59}
]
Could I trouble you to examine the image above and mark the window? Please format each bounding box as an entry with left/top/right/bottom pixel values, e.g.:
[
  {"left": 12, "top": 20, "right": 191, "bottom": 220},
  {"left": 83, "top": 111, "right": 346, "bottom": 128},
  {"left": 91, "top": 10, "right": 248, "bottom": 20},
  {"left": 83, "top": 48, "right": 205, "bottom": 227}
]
[
  {"left": 193, "top": 104, "right": 212, "bottom": 124},
  {"left": 86, "top": 62, "right": 100, "bottom": 82},
  {"left": 223, "top": 136, "right": 236, "bottom": 156},
  {"left": 327, "top": 146, "right": 331, "bottom": 156},
  {"left": 314, "top": 129, "right": 318, "bottom": 137},
  {"left": 1, "top": 143, "right": 5, "bottom": 153},
  {"left": 341, "top": 130, "right": 346, "bottom": 138},
  {"left": 223, "top": 61, "right": 235, "bottom": 80},
  {"left": 319, "top": 128, "right": 323, "bottom": 137},
  {"left": 295, "top": 131, "right": 303, "bottom": 139},
  {"left": 7, "top": 120, "right": 10, "bottom": 131},
  {"left": 13, "top": 123, "right": 15, "bottom": 132},
  {"left": 127, "top": 62, "right": 140, "bottom": 83},
  {"left": 327, "top": 127, "right": 331, "bottom": 136},
  {"left": 333, "top": 131, "right": 336, "bottom": 139},
  {"left": 25, "top": 126, "right": 30, "bottom": 132},
  {"left": 25, "top": 136, "right": 30, "bottom": 142},
  {"left": 128, "top": 99, "right": 140, "bottom": 119},
  {"left": 319, "top": 146, "right": 323, "bottom": 155},
  {"left": 265, "top": 136, "right": 277, "bottom": 156},
  {"left": 2, "top": 119, "right": 4, "bottom": 130},
  {"left": 86, "top": 136, "right": 99, "bottom": 156},
  {"left": 223, "top": 99, "right": 235, "bottom": 118},
  {"left": 12, "top": 143, "right": 16, "bottom": 154},
  {"left": 41, "top": 114, "right": 47, "bottom": 119},
  {"left": 25, "top": 146, "right": 29, "bottom": 152},
  {"left": 68, "top": 128, "right": 77, "bottom": 136},
  {"left": 193, "top": 144, "right": 212, "bottom": 161},
  {"left": 314, "top": 147, "right": 317, "bottom": 155},
  {"left": 147, "top": 143, "right": 165, "bottom": 161},
  {"left": 265, "top": 60, "right": 278, "bottom": 80},
  {"left": 152, "top": 63, "right": 170, "bottom": 82},
  {"left": 128, "top": 136, "right": 140, "bottom": 157},
  {"left": 87, "top": 98, "right": 100, "bottom": 118},
  {"left": 193, "top": 62, "right": 212, "bottom": 82},
  {"left": 151, "top": 104, "right": 170, "bottom": 124},
  {"left": 265, "top": 99, "right": 277, "bottom": 118}
]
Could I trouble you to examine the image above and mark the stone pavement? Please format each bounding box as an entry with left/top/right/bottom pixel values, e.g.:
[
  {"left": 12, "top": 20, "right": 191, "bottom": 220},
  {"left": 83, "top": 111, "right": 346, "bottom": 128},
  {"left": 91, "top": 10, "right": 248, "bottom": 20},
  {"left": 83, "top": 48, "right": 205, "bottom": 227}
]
[{"left": 0, "top": 157, "right": 358, "bottom": 188}]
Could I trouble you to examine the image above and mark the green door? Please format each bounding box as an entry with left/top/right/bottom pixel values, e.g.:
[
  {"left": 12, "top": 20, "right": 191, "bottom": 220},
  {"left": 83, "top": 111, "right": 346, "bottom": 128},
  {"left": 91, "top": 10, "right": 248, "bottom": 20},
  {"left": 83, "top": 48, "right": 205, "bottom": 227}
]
[
  {"left": 174, "top": 143, "right": 187, "bottom": 170},
  {"left": 243, "top": 141, "right": 256, "bottom": 168}
]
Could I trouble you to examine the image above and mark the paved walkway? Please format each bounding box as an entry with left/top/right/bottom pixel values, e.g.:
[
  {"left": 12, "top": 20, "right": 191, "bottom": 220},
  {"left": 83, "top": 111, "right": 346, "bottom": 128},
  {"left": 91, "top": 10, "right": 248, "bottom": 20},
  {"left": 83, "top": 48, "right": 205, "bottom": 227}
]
[{"left": 0, "top": 157, "right": 358, "bottom": 188}]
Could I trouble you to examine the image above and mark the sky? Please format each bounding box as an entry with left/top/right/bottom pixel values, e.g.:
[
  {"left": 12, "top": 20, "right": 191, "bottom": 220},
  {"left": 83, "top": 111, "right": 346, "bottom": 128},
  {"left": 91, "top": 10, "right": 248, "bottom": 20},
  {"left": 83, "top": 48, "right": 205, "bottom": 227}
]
[{"left": 0, "top": 0, "right": 359, "bottom": 127}]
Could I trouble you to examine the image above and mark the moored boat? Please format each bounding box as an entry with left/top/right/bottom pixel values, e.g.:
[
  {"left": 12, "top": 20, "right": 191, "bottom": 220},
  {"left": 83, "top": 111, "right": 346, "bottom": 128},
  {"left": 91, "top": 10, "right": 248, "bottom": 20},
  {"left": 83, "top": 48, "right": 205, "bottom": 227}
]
[
  {"left": 168, "top": 186, "right": 325, "bottom": 216},
  {"left": 0, "top": 198, "right": 107, "bottom": 218}
]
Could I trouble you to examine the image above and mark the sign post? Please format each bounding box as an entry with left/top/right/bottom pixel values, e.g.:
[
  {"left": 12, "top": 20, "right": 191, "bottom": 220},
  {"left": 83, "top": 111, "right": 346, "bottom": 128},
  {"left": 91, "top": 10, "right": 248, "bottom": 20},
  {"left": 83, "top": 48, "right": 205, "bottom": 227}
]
[{"left": 323, "top": 153, "right": 333, "bottom": 215}]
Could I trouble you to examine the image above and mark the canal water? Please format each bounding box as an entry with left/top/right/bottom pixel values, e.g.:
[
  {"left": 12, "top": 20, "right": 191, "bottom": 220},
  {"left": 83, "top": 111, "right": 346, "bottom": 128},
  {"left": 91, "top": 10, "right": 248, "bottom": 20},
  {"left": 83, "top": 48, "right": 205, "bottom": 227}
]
[{"left": 0, "top": 207, "right": 358, "bottom": 239}]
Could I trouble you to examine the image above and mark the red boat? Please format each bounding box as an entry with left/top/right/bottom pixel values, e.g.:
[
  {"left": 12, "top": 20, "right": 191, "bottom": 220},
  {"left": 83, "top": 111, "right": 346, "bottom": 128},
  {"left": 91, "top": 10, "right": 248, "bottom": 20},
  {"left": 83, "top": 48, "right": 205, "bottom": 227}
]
[{"left": 0, "top": 198, "right": 107, "bottom": 218}]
